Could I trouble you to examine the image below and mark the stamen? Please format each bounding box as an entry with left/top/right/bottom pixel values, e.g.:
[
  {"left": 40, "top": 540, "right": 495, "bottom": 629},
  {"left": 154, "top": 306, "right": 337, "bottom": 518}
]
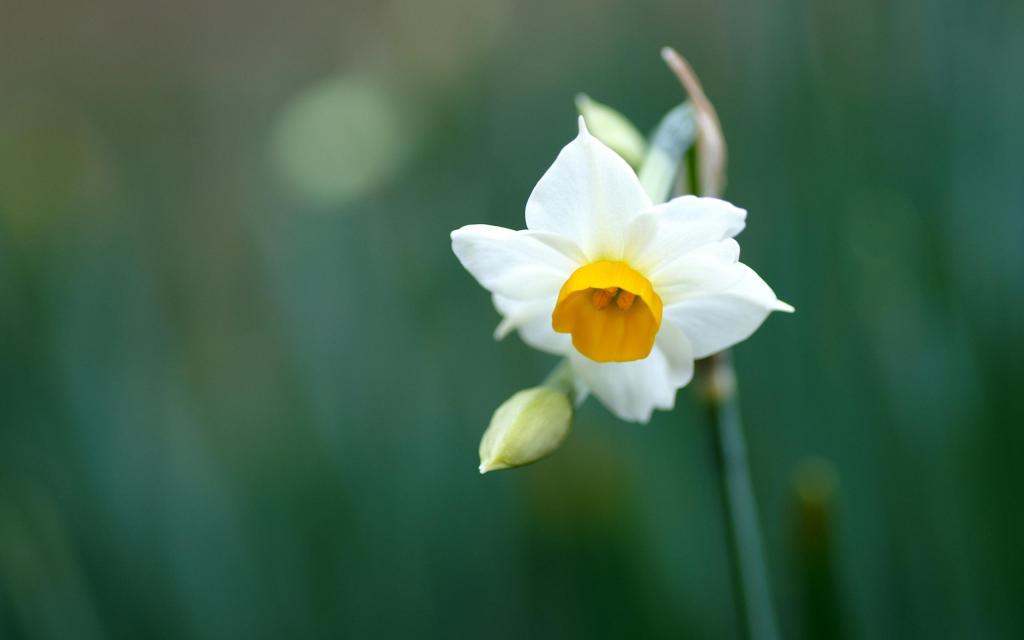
[
  {"left": 592, "top": 288, "right": 616, "bottom": 309},
  {"left": 616, "top": 290, "right": 636, "bottom": 310}
]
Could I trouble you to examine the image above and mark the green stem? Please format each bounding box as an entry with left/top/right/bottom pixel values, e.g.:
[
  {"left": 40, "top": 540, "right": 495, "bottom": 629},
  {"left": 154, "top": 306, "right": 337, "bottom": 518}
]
[
  {"left": 699, "top": 353, "right": 780, "bottom": 640},
  {"left": 543, "top": 359, "right": 577, "bottom": 403}
]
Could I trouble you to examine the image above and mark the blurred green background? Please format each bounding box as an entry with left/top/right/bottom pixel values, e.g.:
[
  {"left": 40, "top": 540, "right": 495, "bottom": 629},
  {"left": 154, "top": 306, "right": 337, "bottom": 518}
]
[{"left": 2, "top": 0, "right": 1022, "bottom": 638}]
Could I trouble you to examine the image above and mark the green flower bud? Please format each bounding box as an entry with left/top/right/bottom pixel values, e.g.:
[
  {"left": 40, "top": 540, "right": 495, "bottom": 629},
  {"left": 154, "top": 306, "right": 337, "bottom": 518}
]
[
  {"left": 575, "top": 94, "right": 648, "bottom": 169},
  {"left": 479, "top": 386, "right": 574, "bottom": 474}
]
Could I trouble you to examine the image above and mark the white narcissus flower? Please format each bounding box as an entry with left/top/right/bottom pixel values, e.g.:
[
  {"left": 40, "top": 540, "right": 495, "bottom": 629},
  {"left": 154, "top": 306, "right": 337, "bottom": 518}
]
[{"left": 451, "top": 118, "right": 793, "bottom": 423}]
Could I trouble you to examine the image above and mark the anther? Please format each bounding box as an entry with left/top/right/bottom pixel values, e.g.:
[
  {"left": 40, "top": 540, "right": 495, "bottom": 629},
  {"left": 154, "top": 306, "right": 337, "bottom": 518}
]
[
  {"left": 592, "top": 287, "right": 617, "bottom": 309},
  {"left": 616, "top": 290, "right": 636, "bottom": 310}
]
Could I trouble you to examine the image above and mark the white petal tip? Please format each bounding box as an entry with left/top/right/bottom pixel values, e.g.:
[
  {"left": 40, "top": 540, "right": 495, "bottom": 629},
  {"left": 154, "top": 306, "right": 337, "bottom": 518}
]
[
  {"left": 479, "top": 461, "right": 506, "bottom": 474},
  {"left": 775, "top": 300, "right": 796, "bottom": 313},
  {"left": 493, "top": 317, "right": 514, "bottom": 341},
  {"left": 577, "top": 115, "right": 589, "bottom": 134}
]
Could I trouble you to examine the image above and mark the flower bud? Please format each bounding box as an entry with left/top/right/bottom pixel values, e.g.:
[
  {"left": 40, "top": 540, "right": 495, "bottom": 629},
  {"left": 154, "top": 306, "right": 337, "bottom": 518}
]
[
  {"left": 637, "top": 102, "right": 697, "bottom": 203},
  {"left": 478, "top": 386, "right": 574, "bottom": 474},
  {"left": 575, "top": 94, "right": 648, "bottom": 169}
]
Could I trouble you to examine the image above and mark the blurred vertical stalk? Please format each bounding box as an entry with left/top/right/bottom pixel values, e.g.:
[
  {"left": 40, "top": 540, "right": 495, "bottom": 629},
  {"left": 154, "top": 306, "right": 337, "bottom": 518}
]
[
  {"left": 793, "top": 458, "right": 843, "bottom": 639},
  {"left": 659, "top": 47, "right": 780, "bottom": 639},
  {"left": 698, "top": 353, "right": 780, "bottom": 640}
]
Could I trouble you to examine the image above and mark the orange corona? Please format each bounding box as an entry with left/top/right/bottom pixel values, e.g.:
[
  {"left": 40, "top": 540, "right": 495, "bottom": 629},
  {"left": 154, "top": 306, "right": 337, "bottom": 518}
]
[{"left": 551, "top": 261, "right": 663, "bottom": 362}]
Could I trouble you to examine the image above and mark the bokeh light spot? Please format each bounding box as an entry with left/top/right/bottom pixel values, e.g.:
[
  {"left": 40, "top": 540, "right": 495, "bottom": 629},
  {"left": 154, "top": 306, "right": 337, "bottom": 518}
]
[{"left": 270, "top": 75, "right": 413, "bottom": 210}]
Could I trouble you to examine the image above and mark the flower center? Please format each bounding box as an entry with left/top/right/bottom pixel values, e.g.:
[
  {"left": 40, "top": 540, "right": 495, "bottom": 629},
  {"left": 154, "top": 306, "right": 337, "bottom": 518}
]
[{"left": 551, "top": 260, "right": 663, "bottom": 362}]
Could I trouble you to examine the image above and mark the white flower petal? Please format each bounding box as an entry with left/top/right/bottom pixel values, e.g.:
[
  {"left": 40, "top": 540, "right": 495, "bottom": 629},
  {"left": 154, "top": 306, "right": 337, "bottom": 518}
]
[
  {"left": 648, "top": 239, "right": 746, "bottom": 305},
  {"left": 653, "top": 321, "right": 696, "bottom": 389},
  {"left": 569, "top": 352, "right": 670, "bottom": 423},
  {"left": 451, "top": 224, "right": 586, "bottom": 300},
  {"left": 664, "top": 263, "right": 793, "bottom": 359},
  {"left": 569, "top": 326, "right": 693, "bottom": 423},
  {"left": 525, "top": 117, "right": 652, "bottom": 259},
  {"left": 492, "top": 294, "right": 570, "bottom": 355},
  {"left": 624, "top": 195, "right": 746, "bottom": 274}
]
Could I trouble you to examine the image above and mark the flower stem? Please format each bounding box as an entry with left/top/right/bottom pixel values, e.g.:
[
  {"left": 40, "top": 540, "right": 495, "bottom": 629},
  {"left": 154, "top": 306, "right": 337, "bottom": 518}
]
[
  {"left": 543, "top": 359, "right": 577, "bottom": 401},
  {"left": 698, "top": 352, "right": 780, "bottom": 640}
]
